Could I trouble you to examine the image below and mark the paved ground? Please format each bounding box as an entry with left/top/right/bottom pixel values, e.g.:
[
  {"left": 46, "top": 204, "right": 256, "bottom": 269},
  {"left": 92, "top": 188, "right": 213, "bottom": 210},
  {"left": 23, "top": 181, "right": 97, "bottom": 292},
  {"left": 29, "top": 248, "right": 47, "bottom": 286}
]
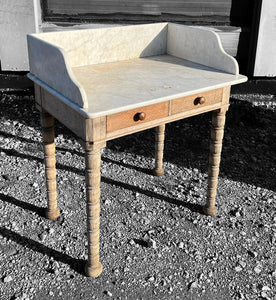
[{"left": 0, "top": 93, "right": 275, "bottom": 300}]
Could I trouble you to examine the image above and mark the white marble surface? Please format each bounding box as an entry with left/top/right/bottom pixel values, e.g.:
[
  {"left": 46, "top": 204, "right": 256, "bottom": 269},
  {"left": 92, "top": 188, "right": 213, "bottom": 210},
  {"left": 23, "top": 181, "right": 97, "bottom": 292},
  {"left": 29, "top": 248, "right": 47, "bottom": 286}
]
[
  {"left": 27, "top": 23, "right": 246, "bottom": 111},
  {"left": 28, "top": 23, "right": 168, "bottom": 108},
  {"left": 33, "top": 23, "right": 167, "bottom": 67},
  {"left": 71, "top": 55, "right": 246, "bottom": 117},
  {"left": 167, "top": 23, "right": 239, "bottom": 75},
  {"left": 27, "top": 34, "right": 87, "bottom": 107}
]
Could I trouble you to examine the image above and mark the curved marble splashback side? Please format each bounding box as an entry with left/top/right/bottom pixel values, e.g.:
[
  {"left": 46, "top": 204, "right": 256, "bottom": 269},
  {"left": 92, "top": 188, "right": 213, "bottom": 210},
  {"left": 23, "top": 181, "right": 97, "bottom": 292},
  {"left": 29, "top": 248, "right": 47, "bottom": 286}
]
[
  {"left": 27, "top": 35, "right": 87, "bottom": 108},
  {"left": 167, "top": 23, "right": 239, "bottom": 75}
]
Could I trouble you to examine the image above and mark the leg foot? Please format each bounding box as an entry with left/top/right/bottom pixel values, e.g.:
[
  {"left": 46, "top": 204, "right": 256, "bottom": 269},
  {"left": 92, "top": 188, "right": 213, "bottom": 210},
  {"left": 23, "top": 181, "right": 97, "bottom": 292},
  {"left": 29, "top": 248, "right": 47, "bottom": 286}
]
[
  {"left": 203, "top": 205, "right": 217, "bottom": 216},
  {"left": 85, "top": 261, "right": 103, "bottom": 278},
  {"left": 153, "top": 125, "right": 165, "bottom": 176},
  {"left": 152, "top": 168, "right": 164, "bottom": 177},
  {"left": 45, "top": 207, "right": 60, "bottom": 220}
]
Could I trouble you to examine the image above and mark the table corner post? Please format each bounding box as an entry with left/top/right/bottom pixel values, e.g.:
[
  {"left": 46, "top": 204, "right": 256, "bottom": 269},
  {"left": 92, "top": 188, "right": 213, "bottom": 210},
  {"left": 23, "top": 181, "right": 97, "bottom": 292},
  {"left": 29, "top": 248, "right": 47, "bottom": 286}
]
[
  {"left": 83, "top": 140, "right": 106, "bottom": 278},
  {"left": 40, "top": 110, "right": 60, "bottom": 220},
  {"left": 203, "top": 108, "right": 227, "bottom": 216},
  {"left": 153, "top": 124, "right": 166, "bottom": 176}
]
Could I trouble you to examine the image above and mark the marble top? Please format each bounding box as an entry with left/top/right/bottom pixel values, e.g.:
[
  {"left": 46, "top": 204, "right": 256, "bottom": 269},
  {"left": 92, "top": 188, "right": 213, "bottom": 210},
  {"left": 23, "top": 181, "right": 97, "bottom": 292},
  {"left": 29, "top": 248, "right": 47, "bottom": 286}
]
[
  {"left": 71, "top": 55, "right": 246, "bottom": 117},
  {"left": 27, "top": 23, "right": 247, "bottom": 117}
]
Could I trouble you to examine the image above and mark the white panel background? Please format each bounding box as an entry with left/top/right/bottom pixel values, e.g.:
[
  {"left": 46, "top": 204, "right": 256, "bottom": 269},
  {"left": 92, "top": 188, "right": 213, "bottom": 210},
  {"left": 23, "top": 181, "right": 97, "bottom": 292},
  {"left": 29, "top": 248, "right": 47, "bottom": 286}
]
[
  {"left": 254, "top": 0, "right": 276, "bottom": 76},
  {"left": 0, "top": 0, "right": 40, "bottom": 71}
]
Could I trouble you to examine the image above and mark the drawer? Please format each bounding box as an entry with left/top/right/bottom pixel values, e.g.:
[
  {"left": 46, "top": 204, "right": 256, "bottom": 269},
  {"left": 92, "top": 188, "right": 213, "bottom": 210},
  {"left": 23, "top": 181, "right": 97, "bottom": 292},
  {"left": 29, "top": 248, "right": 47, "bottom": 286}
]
[
  {"left": 171, "top": 88, "right": 223, "bottom": 115},
  {"left": 107, "top": 101, "right": 169, "bottom": 133}
]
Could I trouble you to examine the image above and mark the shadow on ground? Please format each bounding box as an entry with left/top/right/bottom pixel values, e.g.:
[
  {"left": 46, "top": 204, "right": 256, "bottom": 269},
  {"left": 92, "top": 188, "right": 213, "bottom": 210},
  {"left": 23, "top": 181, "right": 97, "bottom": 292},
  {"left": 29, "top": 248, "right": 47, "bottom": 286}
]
[
  {"left": 0, "top": 226, "right": 86, "bottom": 275},
  {"left": 0, "top": 94, "right": 275, "bottom": 193},
  {"left": 107, "top": 97, "right": 276, "bottom": 192}
]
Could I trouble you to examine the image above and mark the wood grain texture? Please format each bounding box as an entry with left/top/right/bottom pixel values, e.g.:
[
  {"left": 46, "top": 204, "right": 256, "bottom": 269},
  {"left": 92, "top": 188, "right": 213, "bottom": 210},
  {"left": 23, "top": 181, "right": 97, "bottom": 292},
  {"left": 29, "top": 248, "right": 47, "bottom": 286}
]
[
  {"left": 40, "top": 110, "right": 60, "bottom": 220},
  {"left": 203, "top": 108, "right": 227, "bottom": 216},
  {"left": 85, "top": 117, "right": 107, "bottom": 143},
  {"left": 222, "top": 86, "right": 231, "bottom": 105},
  {"left": 106, "top": 102, "right": 227, "bottom": 141},
  {"left": 106, "top": 101, "right": 169, "bottom": 133},
  {"left": 85, "top": 142, "right": 104, "bottom": 278},
  {"left": 153, "top": 125, "right": 165, "bottom": 176},
  {"left": 40, "top": 88, "right": 88, "bottom": 140},
  {"left": 172, "top": 88, "right": 223, "bottom": 115}
]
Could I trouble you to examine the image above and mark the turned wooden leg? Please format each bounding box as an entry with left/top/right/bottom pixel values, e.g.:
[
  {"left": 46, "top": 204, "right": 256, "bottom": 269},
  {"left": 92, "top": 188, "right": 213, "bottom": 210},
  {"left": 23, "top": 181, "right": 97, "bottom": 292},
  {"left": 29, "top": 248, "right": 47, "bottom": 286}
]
[
  {"left": 153, "top": 124, "right": 165, "bottom": 176},
  {"left": 40, "top": 111, "right": 60, "bottom": 220},
  {"left": 84, "top": 142, "right": 104, "bottom": 278},
  {"left": 203, "top": 109, "right": 227, "bottom": 216}
]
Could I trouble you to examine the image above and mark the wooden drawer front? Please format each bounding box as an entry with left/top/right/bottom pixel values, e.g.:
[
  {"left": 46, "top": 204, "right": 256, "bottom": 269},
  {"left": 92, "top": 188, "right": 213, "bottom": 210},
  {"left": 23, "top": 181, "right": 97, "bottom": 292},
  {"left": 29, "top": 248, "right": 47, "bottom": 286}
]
[
  {"left": 107, "top": 101, "right": 169, "bottom": 133},
  {"left": 172, "top": 88, "right": 223, "bottom": 114}
]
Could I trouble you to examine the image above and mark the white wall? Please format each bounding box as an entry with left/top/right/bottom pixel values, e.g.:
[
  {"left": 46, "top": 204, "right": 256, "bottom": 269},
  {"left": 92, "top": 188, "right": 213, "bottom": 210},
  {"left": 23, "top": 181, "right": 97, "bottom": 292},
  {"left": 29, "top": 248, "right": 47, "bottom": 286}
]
[
  {"left": 0, "top": 0, "right": 40, "bottom": 71},
  {"left": 253, "top": 0, "right": 276, "bottom": 77}
]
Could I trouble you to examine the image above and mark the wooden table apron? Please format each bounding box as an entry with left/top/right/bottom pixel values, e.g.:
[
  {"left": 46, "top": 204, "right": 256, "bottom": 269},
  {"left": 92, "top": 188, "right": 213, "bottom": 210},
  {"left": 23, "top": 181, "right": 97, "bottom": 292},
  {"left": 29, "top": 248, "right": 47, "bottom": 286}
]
[{"left": 35, "top": 83, "right": 230, "bottom": 278}]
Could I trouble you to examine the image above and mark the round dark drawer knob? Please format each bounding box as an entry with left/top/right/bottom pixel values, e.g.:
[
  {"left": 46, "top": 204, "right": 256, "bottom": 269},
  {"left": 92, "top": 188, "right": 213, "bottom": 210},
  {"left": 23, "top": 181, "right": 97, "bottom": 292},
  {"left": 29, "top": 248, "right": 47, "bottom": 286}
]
[
  {"left": 194, "top": 96, "right": 206, "bottom": 105},
  {"left": 134, "top": 112, "right": 146, "bottom": 121}
]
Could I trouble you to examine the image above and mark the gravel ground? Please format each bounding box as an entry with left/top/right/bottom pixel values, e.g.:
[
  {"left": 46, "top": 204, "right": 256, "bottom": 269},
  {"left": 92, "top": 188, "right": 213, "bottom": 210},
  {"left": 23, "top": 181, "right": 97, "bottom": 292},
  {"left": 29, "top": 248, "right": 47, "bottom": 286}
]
[{"left": 0, "top": 93, "right": 275, "bottom": 300}]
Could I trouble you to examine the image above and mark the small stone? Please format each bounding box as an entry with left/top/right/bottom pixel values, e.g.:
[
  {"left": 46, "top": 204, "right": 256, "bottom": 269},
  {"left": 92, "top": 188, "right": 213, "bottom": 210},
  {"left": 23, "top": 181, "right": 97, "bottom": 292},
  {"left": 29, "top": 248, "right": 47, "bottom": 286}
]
[
  {"left": 251, "top": 156, "right": 257, "bottom": 162},
  {"left": 267, "top": 198, "right": 273, "bottom": 204},
  {"left": 235, "top": 266, "right": 243, "bottom": 272},
  {"left": 254, "top": 266, "right": 262, "bottom": 274},
  {"left": 147, "top": 239, "right": 157, "bottom": 249},
  {"left": 272, "top": 270, "right": 276, "bottom": 277},
  {"left": 104, "top": 291, "right": 113, "bottom": 297},
  {"left": 7, "top": 248, "right": 17, "bottom": 256},
  {"left": 161, "top": 279, "right": 166, "bottom": 286},
  {"left": 262, "top": 286, "right": 271, "bottom": 292},
  {"left": 147, "top": 276, "right": 155, "bottom": 282},
  {"left": 104, "top": 199, "right": 111, "bottom": 205},
  {"left": 49, "top": 228, "right": 55, "bottom": 235},
  {"left": 11, "top": 222, "right": 19, "bottom": 231},
  {"left": 3, "top": 275, "right": 13, "bottom": 283},
  {"left": 129, "top": 239, "right": 135, "bottom": 245},
  {"left": 54, "top": 269, "right": 59, "bottom": 275},
  {"left": 238, "top": 292, "right": 245, "bottom": 299},
  {"left": 261, "top": 292, "right": 270, "bottom": 300},
  {"left": 39, "top": 232, "right": 47, "bottom": 242},
  {"left": 189, "top": 281, "right": 199, "bottom": 290},
  {"left": 239, "top": 261, "right": 246, "bottom": 268},
  {"left": 2, "top": 174, "right": 11, "bottom": 181},
  {"left": 178, "top": 242, "right": 184, "bottom": 249},
  {"left": 198, "top": 273, "right": 204, "bottom": 280},
  {"left": 239, "top": 121, "right": 245, "bottom": 127},
  {"left": 247, "top": 250, "right": 258, "bottom": 258}
]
